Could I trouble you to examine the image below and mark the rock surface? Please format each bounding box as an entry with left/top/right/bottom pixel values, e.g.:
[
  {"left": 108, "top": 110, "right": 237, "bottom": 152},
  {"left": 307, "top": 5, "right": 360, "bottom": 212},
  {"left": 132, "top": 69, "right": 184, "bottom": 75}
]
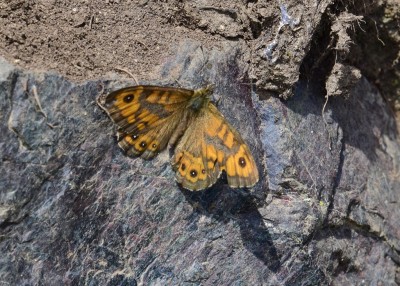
[{"left": 1, "top": 0, "right": 400, "bottom": 285}]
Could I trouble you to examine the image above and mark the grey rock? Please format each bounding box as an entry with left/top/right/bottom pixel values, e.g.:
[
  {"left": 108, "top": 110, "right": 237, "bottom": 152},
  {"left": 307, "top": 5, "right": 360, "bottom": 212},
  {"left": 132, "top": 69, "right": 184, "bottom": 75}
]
[{"left": 0, "top": 37, "right": 399, "bottom": 286}]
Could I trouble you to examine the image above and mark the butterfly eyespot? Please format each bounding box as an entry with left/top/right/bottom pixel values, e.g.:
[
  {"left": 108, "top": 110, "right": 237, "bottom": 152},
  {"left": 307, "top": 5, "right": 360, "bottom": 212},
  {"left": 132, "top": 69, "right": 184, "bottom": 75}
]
[
  {"left": 131, "top": 135, "right": 138, "bottom": 140},
  {"left": 140, "top": 141, "right": 147, "bottom": 148},
  {"left": 181, "top": 163, "right": 186, "bottom": 171},
  {"left": 190, "top": 170, "right": 197, "bottom": 177},
  {"left": 152, "top": 143, "right": 157, "bottom": 148},
  {"left": 123, "top": 94, "right": 134, "bottom": 103},
  {"left": 239, "top": 157, "right": 246, "bottom": 167},
  {"left": 201, "top": 169, "right": 206, "bottom": 174}
]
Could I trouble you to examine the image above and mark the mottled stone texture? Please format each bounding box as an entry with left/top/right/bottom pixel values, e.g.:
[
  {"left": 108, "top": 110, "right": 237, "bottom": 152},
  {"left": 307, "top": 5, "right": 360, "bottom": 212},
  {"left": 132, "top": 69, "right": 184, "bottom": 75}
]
[{"left": 1, "top": 39, "right": 399, "bottom": 286}]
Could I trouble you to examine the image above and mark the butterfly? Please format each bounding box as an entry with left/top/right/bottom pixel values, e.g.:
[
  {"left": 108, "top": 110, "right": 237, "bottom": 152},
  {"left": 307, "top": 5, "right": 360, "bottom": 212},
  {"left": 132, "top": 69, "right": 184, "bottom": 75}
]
[{"left": 98, "top": 84, "right": 259, "bottom": 191}]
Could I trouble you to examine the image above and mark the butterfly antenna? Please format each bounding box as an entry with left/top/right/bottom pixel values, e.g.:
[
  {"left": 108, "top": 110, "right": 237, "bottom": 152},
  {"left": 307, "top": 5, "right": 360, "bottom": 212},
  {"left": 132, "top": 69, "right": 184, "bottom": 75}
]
[
  {"left": 114, "top": 67, "right": 139, "bottom": 85},
  {"left": 199, "top": 45, "right": 209, "bottom": 72},
  {"left": 96, "top": 82, "right": 107, "bottom": 110},
  {"left": 174, "top": 79, "right": 184, "bottom": 88}
]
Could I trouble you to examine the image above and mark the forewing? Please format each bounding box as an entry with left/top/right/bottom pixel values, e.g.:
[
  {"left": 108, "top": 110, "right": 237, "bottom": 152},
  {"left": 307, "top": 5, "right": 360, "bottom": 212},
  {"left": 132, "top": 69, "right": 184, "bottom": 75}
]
[{"left": 99, "top": 85, "right": 193, "bottom": 159}]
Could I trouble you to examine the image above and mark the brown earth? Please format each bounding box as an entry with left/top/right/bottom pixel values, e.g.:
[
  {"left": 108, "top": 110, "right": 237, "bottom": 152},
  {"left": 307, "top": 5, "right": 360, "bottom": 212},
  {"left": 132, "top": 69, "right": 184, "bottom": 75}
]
[
  {"left": 0, "top": 0, "right": 246, "bottom": 82},
  {"left": 1, "top": 1, "right": 398, "bottom": 105}
]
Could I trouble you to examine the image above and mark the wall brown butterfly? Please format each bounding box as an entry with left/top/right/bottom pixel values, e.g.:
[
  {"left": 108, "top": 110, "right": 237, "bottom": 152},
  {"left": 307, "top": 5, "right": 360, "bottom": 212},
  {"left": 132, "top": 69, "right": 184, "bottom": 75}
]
[{"left": 98, "top": 85, "right": 259, "bottom": 191}]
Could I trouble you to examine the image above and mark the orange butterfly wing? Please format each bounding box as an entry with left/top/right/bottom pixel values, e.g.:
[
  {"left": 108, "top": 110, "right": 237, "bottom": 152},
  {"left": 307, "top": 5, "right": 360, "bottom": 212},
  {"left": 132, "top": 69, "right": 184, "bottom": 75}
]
[
  {"left": 172, "top": 103, "right": 259, "bottom": 191},
  {"left": 99, "top": 86, "right": 194, "bottom": 159}
]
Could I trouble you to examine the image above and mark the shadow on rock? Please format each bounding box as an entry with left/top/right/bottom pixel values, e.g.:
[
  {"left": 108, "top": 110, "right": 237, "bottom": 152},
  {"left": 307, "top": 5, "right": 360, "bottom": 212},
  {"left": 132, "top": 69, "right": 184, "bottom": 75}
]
[
  {"left": 181, "top": 184, "right": 280, "bottom": 272},
  {"left": 288, "top": 73, "right": 397, "bottom": 164},
  {"left": 329, "top": 77, "right": 397, "bottom": 161}
]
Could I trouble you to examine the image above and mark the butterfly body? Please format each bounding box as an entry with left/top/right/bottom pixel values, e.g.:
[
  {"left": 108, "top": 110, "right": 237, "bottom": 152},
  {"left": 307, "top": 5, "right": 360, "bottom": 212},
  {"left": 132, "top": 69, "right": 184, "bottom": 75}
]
[{"left": 99, "top": 85, "right": 259, "bottom": 191}]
